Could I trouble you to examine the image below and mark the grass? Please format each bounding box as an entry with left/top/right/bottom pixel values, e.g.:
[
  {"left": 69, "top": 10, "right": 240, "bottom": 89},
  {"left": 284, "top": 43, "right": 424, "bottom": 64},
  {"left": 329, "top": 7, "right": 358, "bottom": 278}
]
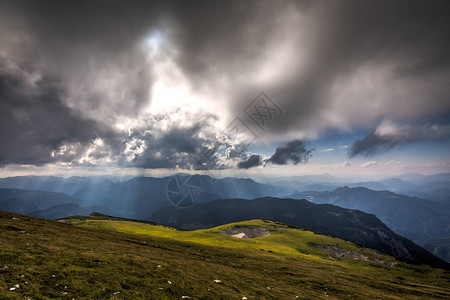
[
  {"left": 69, "top": 218, "right": 395, "bottom": 262},
  {"left": 0, "top": 210, "right": 449, "bottom": 299}
]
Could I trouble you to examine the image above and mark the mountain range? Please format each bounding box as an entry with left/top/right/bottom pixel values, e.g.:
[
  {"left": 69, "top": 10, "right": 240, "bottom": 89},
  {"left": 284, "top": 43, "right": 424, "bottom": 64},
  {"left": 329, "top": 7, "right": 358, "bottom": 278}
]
[
  {"left": 0, "top": 173, "right": 449, "bottom": 262},
  {"left": 289, "top": 187, "right": 450, "bottom": 262}
]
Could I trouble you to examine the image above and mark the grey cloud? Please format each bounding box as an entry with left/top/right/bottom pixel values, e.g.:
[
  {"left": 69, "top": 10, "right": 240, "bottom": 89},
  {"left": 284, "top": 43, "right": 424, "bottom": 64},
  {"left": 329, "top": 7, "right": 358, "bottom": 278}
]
[
  {"left": 1, "top": 0, "right": 449, "bottom": 168},
  {"left": 349, "top": 122, "right": 450, "bottom": 157},
  {"left": 119, "top": 113, "right": 254, "bottom": 170},
  {"left": 124, "top": 117, "right": 217, "bottom": 169},
  {"left": 238, "top": 154, "right": 263, "bottom": 169},
  {"left": 267, "top": 140, "right": 312, "bottom": 165},
  {"left": 173, "top": 0, "right": 450, "bottom": 139},
  {"left": 0, "top": 63, "right": 115, "bottom": 166},
  {"left": 0, "top": 0, "right": 160, "bottom": 121},
  {"left": 4, "top": 1, "right": 450, "bottom": 127},
  {"left": 0, "top": 59, "right": 253, "bottom": 170}
]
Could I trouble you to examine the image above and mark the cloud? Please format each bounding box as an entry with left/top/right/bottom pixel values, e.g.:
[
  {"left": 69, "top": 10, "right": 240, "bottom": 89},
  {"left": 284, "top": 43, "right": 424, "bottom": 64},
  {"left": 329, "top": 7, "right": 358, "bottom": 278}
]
[
  {"left": 122, "top": 114, "right": 221, "bottom": 169},
  {"left": 349, "top": 120, "right": 450, "bottom": 157},
  {"left": 221, "top": 0, "right": 450, "bottom": 140},
  {"left": 341, "top": 161, "right": 351, "bottom": 167},
  {"left": 116, "top": 111, "right": 268, "bottom": 170},
  {"left": 0, "top": 64, "right": 115, "bottom": 167},
  {"left": 0, "top": 61, "right": 253, "bottom": 170},
  {"left": 361, "top": 161, "right": 377, "bottom": 168},
  {"left": 238, "top": 154, "right": 263, "bottom": 169},
  {"left": 4, "top": 1, "right": 450, "bottom": 130},
  {"left": 1, "top": 1, "right": 449, "bottom": 170},
  {"left": 267, "top": 140, "right": 312, "bottom": 165}
]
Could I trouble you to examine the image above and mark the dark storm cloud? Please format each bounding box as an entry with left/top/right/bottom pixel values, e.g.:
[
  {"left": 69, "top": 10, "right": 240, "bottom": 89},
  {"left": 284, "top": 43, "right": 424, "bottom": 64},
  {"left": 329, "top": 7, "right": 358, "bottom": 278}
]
[
  {"left": 274, "top": 1, "right": 449, "bottom": 133},
  {"left": 350, "top": 133, "right": 396, "bottom": 158},
  {"left": 1, "top": 0, "right": 449, "bottom": 168},
  {"left": 0, "top": 0, "right": 161, "bottom": 119},
  {"left": 349, "top": 122, "right": 450, "bottom": 157},
  {"left": 238, "top": 154, "right": 263, "bottom": 169},
  {"left": 169, "top": 0, "right": 450, "bottom": 140},
  {"left": 0, "top": 0, "right": 289, "bottom": 120},
  {"left": 169, "top": 0, "right": 290, "bottom": 80},
  {"left": 0, "top": 64, "right": 115, "bottom": 166},
  {"left": 267, "top": 140, "right": 312, "bottom": 165}
]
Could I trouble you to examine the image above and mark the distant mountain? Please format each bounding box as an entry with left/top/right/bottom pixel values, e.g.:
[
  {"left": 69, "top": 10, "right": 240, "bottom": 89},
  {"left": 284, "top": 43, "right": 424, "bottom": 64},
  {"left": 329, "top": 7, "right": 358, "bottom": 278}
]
[
  {"left": 0, "top": 175, "right": 129, "bottom": 195},
  {"left": 282, "top": 173, "right": 341, "bottom": 183},
  {"left": 268, "top": 173, "right": 450, "bottom": 200},
  {"left": 393, "top": 173, "right": 428, "bottom": 182},
  {"left": 0, "top": 188, "right": 79, "bottom": 215},
  {"left": 148, "top": 197, "right": 447, "bottom": 268},
  {"left": 339, "top": 177, "right": 450, "bottom": 200},
  {"left": 0, "top": 176, "right": 93, "bottom": 196},
  {"left": 377, "top": 178, "right": 417, "bottom": 192},
  {"left": 0, "top": 175, "right": 291, "bottom": 219},
  {"left": 374, "top": 172, "right": 450, "bottom": 184},
  {"left": 29, "top": 203, "right": 118, "bottom": 220},
  {"left": 398, "top": 173, "right": 450, "bottom": 184},
  {"left": 378, "top": 173, "right": 450, "bottom": 199},
  {"left": 289, "top": 187, "right": 450, "bottom": 262},
  {"left": 73, "top": 174, "right": 289, "bottom": 219},
  {"left": 263, "top": 179, "right": 338, "bottom": 192},
  {"left": 348, "top": 181, "right": 392, "bottom": 191}
]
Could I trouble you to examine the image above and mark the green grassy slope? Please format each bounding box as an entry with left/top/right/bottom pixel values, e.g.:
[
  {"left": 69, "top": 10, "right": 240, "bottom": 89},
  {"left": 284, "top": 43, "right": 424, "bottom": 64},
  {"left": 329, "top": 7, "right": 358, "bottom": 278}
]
[
  {"left": 1, "top": 211, "right": 449, "bottom": 299},
  {"left": 68, "top": 217, "right": 396, "bottom": 263}
]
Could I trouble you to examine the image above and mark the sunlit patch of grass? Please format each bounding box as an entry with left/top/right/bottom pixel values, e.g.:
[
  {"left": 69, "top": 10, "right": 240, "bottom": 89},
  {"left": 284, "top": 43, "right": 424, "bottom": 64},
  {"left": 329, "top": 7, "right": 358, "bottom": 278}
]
[{"left": 71, "top": 218, "right": 396, "bottom": 265}]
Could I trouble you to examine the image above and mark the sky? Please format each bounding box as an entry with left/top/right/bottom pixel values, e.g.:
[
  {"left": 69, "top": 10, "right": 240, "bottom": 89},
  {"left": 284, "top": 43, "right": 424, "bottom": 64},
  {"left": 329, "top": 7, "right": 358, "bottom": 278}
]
[{"left": 0, "top": 0, "right": 449, "bottom": 179}]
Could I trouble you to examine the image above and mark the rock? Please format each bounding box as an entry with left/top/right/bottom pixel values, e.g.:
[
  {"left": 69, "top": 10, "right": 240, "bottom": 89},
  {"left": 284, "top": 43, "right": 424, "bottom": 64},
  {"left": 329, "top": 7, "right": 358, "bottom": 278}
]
[{"left": 222, "top": 226, "right": 270, "bottom": 239}]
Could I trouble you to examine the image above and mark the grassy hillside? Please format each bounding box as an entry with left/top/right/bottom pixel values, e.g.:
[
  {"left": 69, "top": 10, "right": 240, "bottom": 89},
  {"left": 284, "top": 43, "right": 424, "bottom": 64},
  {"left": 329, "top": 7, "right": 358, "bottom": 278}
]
[
  {"left": 68, "top": 217, "right": 396, "bottom": 263},
  {"left": 1, "top": 211, "right": 449, "bottom": 299}
]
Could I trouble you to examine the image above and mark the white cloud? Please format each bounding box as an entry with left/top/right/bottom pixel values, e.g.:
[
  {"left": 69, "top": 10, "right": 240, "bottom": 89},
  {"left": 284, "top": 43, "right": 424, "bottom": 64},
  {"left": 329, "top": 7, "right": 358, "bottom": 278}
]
[
  {"left": 341, "top": 161, "right": 351, "bottom": 167},
  {"left": 124, "top": 138, "right": 147, "bottom": 162},
  {"left": 361, "top": 161, "right": 377, "bottom": 168}
]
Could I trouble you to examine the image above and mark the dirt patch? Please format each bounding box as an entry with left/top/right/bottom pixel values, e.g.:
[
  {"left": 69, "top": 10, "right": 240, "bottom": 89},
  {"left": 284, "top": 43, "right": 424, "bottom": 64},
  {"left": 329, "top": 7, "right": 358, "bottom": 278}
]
[
  {"left": 222, "top": 226, "right": 270, "bottom": 239},
  {"left": 312, "top": 244, "right": 398, "bottom": 267}
]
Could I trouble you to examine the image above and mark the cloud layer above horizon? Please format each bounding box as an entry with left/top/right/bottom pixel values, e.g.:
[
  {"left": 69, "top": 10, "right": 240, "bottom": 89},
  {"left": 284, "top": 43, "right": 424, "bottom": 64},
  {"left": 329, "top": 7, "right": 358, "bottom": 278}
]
[{"left": 0, "top": 0, "right": 449, "bottom": 172}]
